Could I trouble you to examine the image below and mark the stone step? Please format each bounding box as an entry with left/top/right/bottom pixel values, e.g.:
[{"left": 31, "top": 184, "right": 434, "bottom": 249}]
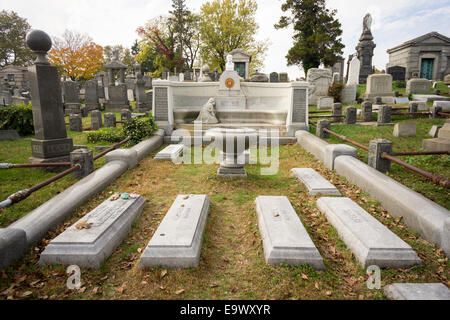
[
  {"left": 291, "top": 168, "right": 341, "bottom": 196},
  {"left": 140, "top": 194, "right": 210, "bottom": 269},
  {"left": 154, "top": 144, "right": 184, "bottom": 161},
  {"left": 255, "top": 196, "right": 324, "bottom": 269},
  {"left": 384, "top": 283, "right": 450, "bottom": 300},
  {"left": 39, "top": 194, "right": 146, "bottom": 269},
  {"left": 316, "top": 197, "right": 421, "bottom": 268}
]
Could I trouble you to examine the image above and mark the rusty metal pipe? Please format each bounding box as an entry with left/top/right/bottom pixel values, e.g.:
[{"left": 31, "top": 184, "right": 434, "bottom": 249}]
[
  {"left": 322, "top": 128, "right": 370, "bottom": 151},
  {"left": 93, "top": 136, "right": 132, "bottom": 161},
  {"left": 391, "top": 151, "right": 449, "bottom": 156}
]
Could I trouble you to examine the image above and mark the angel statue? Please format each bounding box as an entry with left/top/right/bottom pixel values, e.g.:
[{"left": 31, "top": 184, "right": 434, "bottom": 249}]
[
  {"left": 195, "top": 98, "right": 219, "bottom": 124},
  {"left": 363, "top": 13, "right": 372, "bottom": 32}
]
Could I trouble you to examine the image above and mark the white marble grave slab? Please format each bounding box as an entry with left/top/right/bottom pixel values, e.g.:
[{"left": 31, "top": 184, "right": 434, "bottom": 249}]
[
  {"left": 140, "top": 194, "right": 210, "bottom": 269},
  {"left": 395, "top": 97, "right": 410, "bottom": 104},
  {"left": 255, "top": 196, "right": 324, "bottom": 269},
  {"left": 39, "top": 195, "right": 146, "bottom": 268},
  {"left": 316, "top": 197, "right": 421, "bottom": 268},
  {"left": 384, "top": 283, "right": 450, "bottom": 300},
  {"left": 154, "top": 144, "right": 184, "bottom": 161},
  {"left": 291, "top": 168, "right": 340, "bottom": 196}
]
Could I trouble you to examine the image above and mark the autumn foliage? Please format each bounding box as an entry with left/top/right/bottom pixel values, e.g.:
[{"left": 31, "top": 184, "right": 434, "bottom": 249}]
[{"left": 48, "top": 30, "right": 104, "bottom": 81}]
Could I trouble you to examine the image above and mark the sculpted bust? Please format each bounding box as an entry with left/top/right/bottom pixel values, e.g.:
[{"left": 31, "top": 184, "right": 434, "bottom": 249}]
[
  {"left": 225, "top": 54, "right": 234, "bottom": 71},
  {"left": 196, "top": 98, "right": 219, "bottom": 124}
]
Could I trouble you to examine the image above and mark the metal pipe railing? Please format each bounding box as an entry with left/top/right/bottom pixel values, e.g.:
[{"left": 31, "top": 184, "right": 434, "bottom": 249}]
[
  {"left": 322, "top": 127, "right": 370, "bottom": 151},
  {"left": 93, "top": 136, "right": 131, "bottom": 161},
  {"left": 391, "top": 151, "right": 449, "bottom": 156}
]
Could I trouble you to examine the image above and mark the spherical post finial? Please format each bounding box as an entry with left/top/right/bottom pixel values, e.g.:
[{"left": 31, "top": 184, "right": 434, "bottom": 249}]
[{"left": 26, "top": 30, "right": 52, "bottom": 65}]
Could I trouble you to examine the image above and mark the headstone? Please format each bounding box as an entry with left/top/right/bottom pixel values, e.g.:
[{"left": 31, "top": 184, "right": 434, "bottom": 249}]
[
  {"left": 387, "top": 66, "right": 406, "bottom": 81},
  {"left": 361, "top": 101, "right": 373, "bottom": 122},
  {"left": 393, "top": 123, "right": 416, "bottom": 137},
  {"left": 105, "top": 84, "right": 129, "bottom": 112},
  {"left": 307, "top": 68, "right": 332, "bottom": 106},
  {"left": 26, "top": 30, "right": 73, "bottom": 163},
  {"left": 332, "top": 72, "right": 340, "bottom": 84},
  {"left": 134, "top": 74, "right": 151, "bottom": 113},
  {"left": 104, "top": 113, "right": 116, "bottom": 127},
  {"left": 347, "top": 56, "right": 361, "bottom": 85},
  {"left": 428, "top": 125, "right": 442, "bottom": 138},
  {"left": 39, "top": 194, "right": 146, "bottom": 268},
  {"left": 408, "top": 102, "right": 418, "bottom": 119},
  {"left": 0, "top": 130, "right": 20, "bottom": 141},
  {"left": 332, "top": 103, "right": 342, "bottom": 122},
  {"left": 69, "top": 114, "right": 82, "bottom": 132},
  {"left": 395, "top": 97, "right": 410, "bottom": 104},
  {"left": 154, "top": 144, "right": 184, "bottom": 161},
  {"left": 270, "top": 72, "right": 279, "bottom": 83},
  {"left": 406, "top": 78, "right": 431, "bottom": 95},
  {"left": 317, "top": 97, "right": 334, "bottom": 110},
  {"left": 70, "top": 148, "right": 94, "bottom": 179},
  {"left": 291, "top": 168, "right": 340, "bottom": 196},
  {"left": 438, "top": 123, "right": 450, "bottom": 140},
  {"left": 384, "top": 283, "right": 450, "bottom": 300},
  {"left": 80, "top": 106, "right": 88, "bottom": 117},
  {"left": 363, "top": 74, "right": 394, "bottom": 100},
  {"left": 140, "top": 195, "right": 210, "bottom": 269},
  {"left": 85, "top": 80, "right": 100, "bottom": 111},
  {"left": 121, "top": 109, "right": 131, "bottom": 122},
  {"left": 62, "top": 81, "right": 81, "bottom": 115},
  {"left": 255, "top": 196, "right": 324, "bottom": 269},
  {"left": 341, "top": 84, "right": 357, "bottom": 104},
  {"left": 183, "top": 70, "right": 192, "bottom": 81},
  {"left": 279, "top": 73, "right": 289, "bottom": 83},
  {"left": 91, "top": 110, "right": 102, "bottom": 130},
  {"left": 316, "top": 197, "right": 420, "bottom": 268},
  {"left": 344, "top": 106, "right": 357, "bottom": 124},
  {"left": 377, "top": 105, "right": 392, "bottom": 126},
  {"left": 410, "top": 101, "right": 428, "bottom": 111}
]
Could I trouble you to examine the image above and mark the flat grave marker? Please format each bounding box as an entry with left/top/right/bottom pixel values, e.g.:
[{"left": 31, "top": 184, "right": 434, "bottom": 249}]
[
  {"left": 384, "top": 283, "right": 450, "bottom": 300},
  {"left": 154, "top": 144, "right": 184, "bottom": 161},
  {"left": 291, "top": 168, "right": 341, "bottom": 196}
]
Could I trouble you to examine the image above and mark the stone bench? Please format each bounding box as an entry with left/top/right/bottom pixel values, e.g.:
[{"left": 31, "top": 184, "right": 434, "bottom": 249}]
[
  {"left": 334, "top": 155, "right": 450, "bottom": 258},
  {"left": 255, "top": 196, "right": 324, "bottom": 269},
  {"left": 140, "top": 194, "right": 210, "bottom": 269},
  {"left": 291, "top": 168, "right": 340, "bottom": 196},
  {"left": 316, "top": 197, "right": 420, "bottom": 268},
  {"left": 39, "top": 194, "right": 146, "bottom": 269}
]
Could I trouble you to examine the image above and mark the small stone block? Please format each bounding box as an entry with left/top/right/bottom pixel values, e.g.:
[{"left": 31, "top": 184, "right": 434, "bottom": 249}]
[
  {"left": 393, "top": 123, "right": 416, "bottom": 137},
  {"left": 0, "top": 228, "right": 28, "bottom": 270},
  {"left": 154, "top": 144, "right": 184, "bottom": 161},
  {"left": 139, "top": 195, "right": 210, "bottom": 269},
  {"left": 255, "top": 196, "right": 324, "bottom": 269},
  {"left": 39, "top": 195, "right": 146, "bottom": 269},
  {"left": 384, "top": 283, "right": 450, "bottom": 300},
  {"left": 291, "top": 168, "right": 340, "bottom": 196},
  {"left": 317, "top": 197, "right": 421, "bottom": 268}
]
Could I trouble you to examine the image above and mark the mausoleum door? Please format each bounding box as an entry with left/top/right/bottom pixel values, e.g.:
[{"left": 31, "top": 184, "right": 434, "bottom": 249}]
[
  {"left": 420, "top": 58, "right": 434, "bottom": 80},
  {"left": 235, "top": 62, "right": 245, "bottom": 78}
]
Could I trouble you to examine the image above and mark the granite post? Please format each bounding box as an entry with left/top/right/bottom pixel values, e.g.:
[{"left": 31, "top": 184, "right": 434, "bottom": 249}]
[
  {"left": 368, "top": 139, "right": 392, "bottom": 173},
  {"left": 91, "top": 110, "right": 102, "bottom": 130},
  {"left": 316, "top": 120, "right": 331, "bottom": 139},
  {"left": 378, "top": 105, "right": 392, "bottom": 125},
  {"left": 332, "top": 103, "right": 342, "bottom": 122},
  {"left": 361, "top": 101, "right": 373, "bottom": 122},
  {"left": 344, "top": 107, "right": 357, "bottom": 124},
  {"left": 409, "top": 102, "right": 418, "bottom": 119},
  {"left": 70, "top": 148, "right": 94, "bottom": 180},
  {"left": 104, "top": 113, "right": 116, "bottom": 127}
]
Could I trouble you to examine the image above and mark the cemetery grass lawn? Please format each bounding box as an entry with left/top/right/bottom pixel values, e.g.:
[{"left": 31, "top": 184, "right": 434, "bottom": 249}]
[{"left": 0, "top": 144, "right": 448, "bottom": 300}]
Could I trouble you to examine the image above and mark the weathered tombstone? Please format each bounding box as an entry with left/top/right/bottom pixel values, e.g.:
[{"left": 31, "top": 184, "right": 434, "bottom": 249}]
[
  {"left": 410, "top": 101, "right": 428, "bottom": 111},
  {"left": 291, "top": 168, "right": 340, "bottom": 196},
  {"left": 85, "top": 80, "right": 100, "bottom": 111},
  {"left": 134, "top": 73, "right": 151, "bottom": 113},
  {"left": 140, "top": 195, "right": 210, "bottom": 269},
  {"left": 183, "top": 70, "right": 192, "bottom": 81},
  {"left": 347, "top": 55, "right": 361, "bottom": 85},
  {"left": 105, "top": 84, "right": 129, "bottom": 112},
  {"left": 80, "top": 106, "right": 88, "bottom": 117},
  {"left": 307, "top": 68, "right": 332, "bottom": 106},
  {"left": 393, "top": 123, "right": 416, "bottom": 137},
  {"left": 39, "top": 194, "right": 146, "bottom": 268},
  {"left": 344, "top": 106, "right": 357, "bottom": 124},
  {"left": 0, "top": 130, "right": 20, "bottom": 141},
  {"left": 62, "top": 81, "right": 81, "bottom": 115},
  {"left": 377, "top": 105, "right": 392, "bottom": 125},
  {"left": 374, "top": 96, "right": 383, "bottom": 105},
  {"left": 332, "top": 103, "right": 342, "bottom": 122},
  {"left": 26, "top": 30, "right": 73, "bottom": 165},
  {"left": 384, "top": 283, "right": 450, "bottom": 300},
  {"left": 363, "top": 74, "right": 394, "bottom": 100},
  {"left": 121, "top": 109, "right": 131, "bottom": 122},
  {"left": 332, "top": 72, "right": 340, "bottom": 84},
  {"left": 406, "top": 78, "right": 431, "bottom": 94},
  {"left": 316, "top": 197, "right": 420, "bottom": 268},
  {"left": 387, "top": 66, "right": 406, "bottom": 81},
  {"left": 317, "top": 97, "right": 334, "bottom": 110},
  {"left": 316, "top": 120, "right": 331, "bottom": 139},
  {"left": 269, "top": 72, "right": 279, "bottom": 83},
  {"left": 69, "top": 114, "right": 82, "bottom": 132},
  {"left": 91, "top": 110, "right": 102, "bottom": 130},
  {"left": 341, "top": 84, "right": 357, "bottom": 104},
  {"left": 154, "top": 144, "right": 184, "bottom": 161},
  {"left": 255, "top": 196, "right": 324, "bottom": 269},
  {"left": 409, "top": 102, "right": 418, "bottom": 119},
  {"left": 279, "top": 72, "right": 289, "bottom": 83},
  {"left": 104, "top": 113, "right": 116, "bottom": 127},
  {"left": 361, "top": 101, "right": 373, "bottom": 122}
]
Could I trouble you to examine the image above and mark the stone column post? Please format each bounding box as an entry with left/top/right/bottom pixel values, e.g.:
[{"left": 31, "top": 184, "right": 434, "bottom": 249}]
[
  {"left": 377, "top": 105, "right": 392, "bottom": 125},
  {"left": 70, "top": 148, "right": 94, "bottom": 180},
  {"left": 409, "top": 102, "right": 418, "bottom": 119},
  {"left": 361, "top": 101, "right": 373, "bottom": 122},
  {"left": 332, "top": 103, "right": 342, "bottom": 123},
  {"left": 344, "top": 106, "right": 357, "bottom": 124},
  {"left": 316, "top": 120, "right": 331, "bottom": 139},
  {"left": 368, "top": 139, "right": 393, "bottom": 173}
]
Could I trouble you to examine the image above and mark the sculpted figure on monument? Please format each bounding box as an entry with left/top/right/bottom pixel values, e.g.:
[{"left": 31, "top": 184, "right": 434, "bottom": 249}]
[
  {"left": 363, "top": 13, "right": 372, "bottom": 32},
  {"left": 225, "top": 54, "right": 234, "bottom": 71},
  {"left": 196, "top": 98, "right": 219, "bottom": 124}
]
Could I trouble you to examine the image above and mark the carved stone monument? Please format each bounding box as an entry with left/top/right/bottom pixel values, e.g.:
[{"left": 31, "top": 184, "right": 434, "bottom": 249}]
[
  {"left": 306, "top": 68, "right": 332, "bottom": 106},
  {"left": 356, "top": 14, "right": 376, "bottom": 84},
  {"left": 195, "top": 98, "right": 219, "bottom": 124}
]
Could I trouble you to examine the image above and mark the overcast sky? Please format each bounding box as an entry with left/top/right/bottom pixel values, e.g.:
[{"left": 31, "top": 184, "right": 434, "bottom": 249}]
[{"left": 2, "top": 0, "right": 449, "bottom": 79}]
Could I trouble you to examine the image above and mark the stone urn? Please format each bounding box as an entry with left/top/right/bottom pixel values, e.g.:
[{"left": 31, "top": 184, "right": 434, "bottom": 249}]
[{"left": 204, "top": 128, "right": 257, "bottom": 178}]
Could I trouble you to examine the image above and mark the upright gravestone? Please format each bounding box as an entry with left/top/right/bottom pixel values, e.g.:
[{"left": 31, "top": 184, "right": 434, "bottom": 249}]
[
  {"left": 406, "top": 79, "right": 431, "bottom": 94},
  {"left": 279, "top": 73, "right": 289, "bottom": 83},
  {"left": 85, "top": 80, "right": 100, "bottom": 111},
  {"left": 363, "top": 74, "right": 395, "bottom": 100},
  {"left": 104, "top": 113, "right": 116, "bottom": 127},
  {"left": 307, "top": 68, "right": 332, "bottom": 106},
  {"left": 332, "top": 103, "right": 342, "bottom": 122},
  {"left": 91, "top": 110, "right": 102, "bottom": 130},
  {"left": 361, "top": 101, "right": 373, "bottom": 122},
  {"left": 344, "top": 107, "right": 357, "bottom": 124},
  {"left": 26, "top": 30, "right": 73, "bottom": 165},
  {"left": 341, "top": 85, "right": 357, "bottom": 104},
  {"left": 387, "top": 66, "right": 406, "bottom": 81},
  {"left": 105, "top": 84, "right": 129, "bottom": 112},
  {"left": 62, "top": 81, "right": 81, "bottom": 115},
  {"left": 121, "top": 109, "right": 131, "bottom": 122},
  {"left": 134, "top": 73, "right": 151, "bottom": 113},
  {"left": 270, "top": 72, "right": 279, "bottom": 83},
  {"left": 377, "top": 105, "right": 392, "bottom": 125},
  {"left": 347, "top": 55, "right": 361, "bottom": 85},
  {"left": 69, "top": 114, "right": 82, "bottom": 132}
]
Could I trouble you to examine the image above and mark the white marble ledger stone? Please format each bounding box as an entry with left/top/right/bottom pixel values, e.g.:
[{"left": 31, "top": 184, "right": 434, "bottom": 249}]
[
  {"left": 39, "top": 195, "right": 146, "bottom": 269},
  {"left": 255, "top": 196, "right": 324, "bottom": 269},
  {"left": 291, "top": 168, "right": 341, "bottom": 196},
  {"left": 316, "top": 197, "right": 421, "bottom": 268},
  {"left": 384, "top": 283, "right": 450, "bottom": 300},
  {"left": 154, "top": 144, "right": 184, "bottom": 161},
  {"left": 140, "top": 194, "right": 210, "bottom": 269}
]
